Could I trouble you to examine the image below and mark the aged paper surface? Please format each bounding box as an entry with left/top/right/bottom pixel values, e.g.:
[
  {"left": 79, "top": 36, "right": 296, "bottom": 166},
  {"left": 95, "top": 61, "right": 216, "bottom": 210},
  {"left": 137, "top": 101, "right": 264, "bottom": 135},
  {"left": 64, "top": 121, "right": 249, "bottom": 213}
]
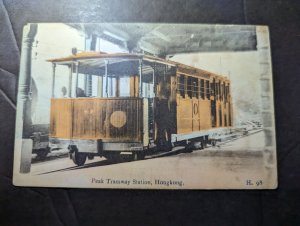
[{"left": 13, "top": 23, "right": 277, "bottom": 189}]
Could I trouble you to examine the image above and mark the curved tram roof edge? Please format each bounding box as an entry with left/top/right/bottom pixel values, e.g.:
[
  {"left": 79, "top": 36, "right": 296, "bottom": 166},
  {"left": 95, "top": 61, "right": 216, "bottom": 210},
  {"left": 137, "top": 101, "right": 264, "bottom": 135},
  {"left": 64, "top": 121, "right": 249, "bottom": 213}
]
[{"left": 47, "top": 51, "right": 230, "bottom": 82}]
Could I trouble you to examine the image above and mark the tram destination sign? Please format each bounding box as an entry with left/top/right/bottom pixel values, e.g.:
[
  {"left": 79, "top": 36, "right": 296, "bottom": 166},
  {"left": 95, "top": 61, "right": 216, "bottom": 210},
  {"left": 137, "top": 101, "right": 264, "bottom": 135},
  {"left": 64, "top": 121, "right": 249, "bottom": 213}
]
[{"left": 13, "top": 23, "right": 277, "bottom": 189}]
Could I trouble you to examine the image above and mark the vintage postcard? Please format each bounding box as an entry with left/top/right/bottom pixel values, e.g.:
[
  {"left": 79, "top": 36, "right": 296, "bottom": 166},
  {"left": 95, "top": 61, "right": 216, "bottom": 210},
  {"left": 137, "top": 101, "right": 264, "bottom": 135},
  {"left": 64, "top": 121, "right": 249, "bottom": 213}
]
[{"left": 13, "top": 23, "right": 277, "bottom": 189}]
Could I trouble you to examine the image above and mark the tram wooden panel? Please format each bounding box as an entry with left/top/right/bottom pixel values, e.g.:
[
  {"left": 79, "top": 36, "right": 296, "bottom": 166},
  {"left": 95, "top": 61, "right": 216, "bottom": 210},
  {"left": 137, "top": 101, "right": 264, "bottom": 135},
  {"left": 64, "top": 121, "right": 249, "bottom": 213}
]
[
  {"left": 50, "top": 98, "right": 142, "bottom": 141},
  {"left": 199, "top": 99, "right": 211, "bottom": 130},
  {"left": 176, "top": 96, "right": 193, "bottom": 134},
  {"left": 50, "top": 99, "right": 73, "bottom": 138},
  {"left": 192, "top": 98, "right": 200, "bottom": 131}
]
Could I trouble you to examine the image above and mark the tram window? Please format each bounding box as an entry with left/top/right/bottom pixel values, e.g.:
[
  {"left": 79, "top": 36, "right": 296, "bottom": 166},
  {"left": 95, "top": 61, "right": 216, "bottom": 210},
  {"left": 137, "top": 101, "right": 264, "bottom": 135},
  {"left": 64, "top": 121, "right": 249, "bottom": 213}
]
[
  {"left": 73, "top": 73, "right": 85, "bottom": 97},
  {"left": 142, "top": 73, "right": 155, "bottom": 98},
  {"left": 187, "top": 76, "right": 193, "bottom": 98},
  {"left": 91, "top": 76, "right": 98, "bottom": 96},
  {"left": 119, "top": 77, "right": 130, "bottom": 97},
  {"left": 220, "top": 82, "right": 223, "bottom": 101},
  {"left": 219, "top": 107, "right": 222, "bottom": 126},
  {"left": 192, "top": 77, "right": 198, "bottom": 98},
  {"left": 76, "top": 74, "right": 84, "bottom": 91},
  {"left": 73, "top": 74, "right": 95, "bottom": 97},
  {"left": 223, "top": 82, "right": 226, "bottom": 101},
  {"left": 143, "top": 83, "right": 155, "bottom": 98},
  {"left": 200, "top": 79, "right": 205, "bottom": 99},
  {"left": 221, "top": 82, "right": 223, "bottom": 99},
  {"left": 215, "top": 81, "right": 219, "bottom": 100},
  {"left": 211, "top": 79, "right": 215, "bottom": 96},
  {"left": 106, "top": 76, "right": 132, "bottom": 97},
  {"left": 206, "top": 80, "right": 210, "bottom": 99},
  {"left": 227, "top": 85, "right": 230, "bottom": 101},
  {"left": 177, "top": 75, "right": 185, "bottom": 98},
  {"left": 107, "top": 77, "right": 116, "bottom": 97},
  {"left": 219, "top": 82, "right": 222, "bottom": 100},
  {"left": 217, "top": 81, "right": 221, "bottom": 100}
]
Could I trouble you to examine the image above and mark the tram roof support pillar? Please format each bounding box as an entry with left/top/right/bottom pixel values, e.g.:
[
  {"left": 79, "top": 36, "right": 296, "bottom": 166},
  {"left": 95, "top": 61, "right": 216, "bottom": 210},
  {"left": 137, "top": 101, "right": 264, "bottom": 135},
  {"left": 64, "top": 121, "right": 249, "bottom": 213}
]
[
  {"left": 138, "top": 59, "right": 143, "bottom": 97},
  {"left": 51, "top": 63, "right": 56, "bottom": 98},
  {"left": 68, "top": 63, "right": 73, "bottom": 97},
  {"left": 104, "top": 60, "right": 109, "bottom": 97},
  {"left": 75, "top": 62, "right": 79, "bottom": 97}
]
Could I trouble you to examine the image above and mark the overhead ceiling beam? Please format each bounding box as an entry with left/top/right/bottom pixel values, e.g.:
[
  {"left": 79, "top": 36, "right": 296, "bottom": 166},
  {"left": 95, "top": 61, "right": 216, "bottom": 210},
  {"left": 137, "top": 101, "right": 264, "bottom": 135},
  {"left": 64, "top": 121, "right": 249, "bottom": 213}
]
[
  {"left": 138, "top": 40, "right": 161, "bottom": 55},
  {"left": 151, "top": 30, "right": 171, "bottom": 42},
  {"left": 68, "top": 24, "right": 257, "bottom": 56},
  {"left": 102, "top": 30, "right": 127, "bottom": 42}
]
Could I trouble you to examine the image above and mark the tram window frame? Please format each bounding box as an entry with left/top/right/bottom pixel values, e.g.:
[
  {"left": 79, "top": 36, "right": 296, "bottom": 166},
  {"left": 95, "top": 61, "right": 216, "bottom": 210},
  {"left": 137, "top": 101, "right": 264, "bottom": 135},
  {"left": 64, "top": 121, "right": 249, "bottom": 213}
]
[
  {"left": 119, "top": 76, "right": 131, "bottom": 97},
  {"left": 211, "top": 79, "right": 215, "bottom": 97},
  {"left": 177, "top": 74, "right": 185, "bottom": 98},
  {"left": 217, "top": 81, "right": 221, "bottom": 100},
  {"left": 206, "top": 80, "right": 210, "bottom": 99},
  {"left": 187, "top": 76, "right": 193, "bottom": 98},
  {"left": 222, "top": 82, "right": 225, "bottom": 101},
  {"left": 220, "top": 81, "right": 223, "bottom": 101},
  {"left": 220, "top": 82, "right": 222, "bottom": 100},
  {"left": 200, "top": 79, "right": 205, "bottom": 99},
  {"left": 214, "top": 80, "right": 218, "bottom": 100},
  {"left": 218, "top": 81, "right": 221, "bottom": 100},
  {"left": 224, "top": 84, "right": 228, "bottom": 102},
  {"left": 224, "top": 84, "right": 226, "bottom": 101},
  {"left": 227, "top": 85, "right": 230, "bottom": 101},
  {"left": 192, "top": 77, "right": 198, "bottom": 98}
]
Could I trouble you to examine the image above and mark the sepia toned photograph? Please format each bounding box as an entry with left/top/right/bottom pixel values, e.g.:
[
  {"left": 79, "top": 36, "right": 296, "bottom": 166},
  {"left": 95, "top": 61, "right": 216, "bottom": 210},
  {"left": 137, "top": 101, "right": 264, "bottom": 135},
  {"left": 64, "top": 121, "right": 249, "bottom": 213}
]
[{"left": 13, "top": 23, "right": 277, "bottom": 189}]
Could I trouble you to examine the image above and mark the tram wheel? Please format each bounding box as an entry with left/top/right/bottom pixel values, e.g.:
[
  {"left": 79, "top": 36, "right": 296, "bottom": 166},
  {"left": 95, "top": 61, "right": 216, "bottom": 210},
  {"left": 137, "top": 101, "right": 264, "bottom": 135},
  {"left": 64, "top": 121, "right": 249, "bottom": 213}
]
[
  {"left": 36, "top": 148, "right": 50, "bottom": 160},
  {"left": 87, "top": 154, "right": 94, "bottom": 160},
  {"left": 71, "top": 151, "right": 87, "bottom": 166},
  {"left": 211, "top": 140, "right": 217, "bottom": 147},
  {"left": 200, "top": 140, "right": 205, "bottom": 149},
  {"left": 159, "top": 128, "right": 172, "bottom": 152},
  {"left": 203, "top": 140, "right": 207, "bottom": 149},
  {"left": 103, "top": 152, "right": 121, "bottom": 162},
  {"left": 185, "top": 143, "right": 194, "bottom": 153}
]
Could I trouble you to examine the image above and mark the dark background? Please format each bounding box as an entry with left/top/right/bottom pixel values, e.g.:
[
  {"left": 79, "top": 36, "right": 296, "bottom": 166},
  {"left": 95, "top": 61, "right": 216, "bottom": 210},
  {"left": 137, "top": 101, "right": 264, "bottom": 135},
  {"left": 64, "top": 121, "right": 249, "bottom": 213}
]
[{"left": 0, "top": 0, "right": 299, "bottom": 225}]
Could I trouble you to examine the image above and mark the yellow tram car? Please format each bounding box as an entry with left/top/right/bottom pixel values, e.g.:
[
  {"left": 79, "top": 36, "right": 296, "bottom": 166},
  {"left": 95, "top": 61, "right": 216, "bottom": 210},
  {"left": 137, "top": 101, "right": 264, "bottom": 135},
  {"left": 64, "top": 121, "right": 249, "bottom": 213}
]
[{"left": 48, "top": 52, "right": 233, "bottom": 166}]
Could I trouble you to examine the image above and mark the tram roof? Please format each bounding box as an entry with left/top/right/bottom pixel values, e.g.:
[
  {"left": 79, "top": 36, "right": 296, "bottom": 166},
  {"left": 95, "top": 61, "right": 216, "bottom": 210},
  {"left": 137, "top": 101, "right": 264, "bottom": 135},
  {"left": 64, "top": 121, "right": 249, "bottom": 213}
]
[
  {"left": 47, "top": 52, "right": 229, "bottom": 81},
  {"left": 47, "top": 51, "right": 176, "bottom": 65}
]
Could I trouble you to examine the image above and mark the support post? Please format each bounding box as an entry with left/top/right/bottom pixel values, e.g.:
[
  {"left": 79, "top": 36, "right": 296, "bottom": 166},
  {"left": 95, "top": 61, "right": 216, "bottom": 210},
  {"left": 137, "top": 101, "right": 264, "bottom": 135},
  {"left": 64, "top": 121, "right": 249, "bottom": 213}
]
[
  {"left": 104, "top": 60, "right": 108, "bottom": 97},
  {"left": 75, "top": 62, "right": 79, "bottom": 97},
  {"left": 138, "top": 59, "right": 143, "bottom": 97},
  {"left": 68, "top": 64, "right": 73, "bottom": 97},
  {"left": 51, "top": 63, "right": 56, "bottom": 98},
  {"left": 17, "top": 24, "right": 37, "bottom": 173},
  {"left": 152, "top": 67, "right": 155, "bottom": 97}
]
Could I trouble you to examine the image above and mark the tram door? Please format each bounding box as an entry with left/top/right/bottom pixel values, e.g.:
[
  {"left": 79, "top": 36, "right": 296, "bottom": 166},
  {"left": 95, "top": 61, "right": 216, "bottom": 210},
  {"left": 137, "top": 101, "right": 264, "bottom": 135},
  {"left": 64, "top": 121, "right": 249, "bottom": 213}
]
[
  {"left": 155, "top": 73, "right": 173, "bottom": 147},
  {"left": 211, "top": 79, "right": 217, "bottom": 127},
  {"left": 141, "top": 71, "right": 155, "bottom": 144},
  {"left": 192, "top": 101, "right": 200, "bottom": 131},
  {"left": 192, "top": 78, "right": 200, "bottom": 131}
]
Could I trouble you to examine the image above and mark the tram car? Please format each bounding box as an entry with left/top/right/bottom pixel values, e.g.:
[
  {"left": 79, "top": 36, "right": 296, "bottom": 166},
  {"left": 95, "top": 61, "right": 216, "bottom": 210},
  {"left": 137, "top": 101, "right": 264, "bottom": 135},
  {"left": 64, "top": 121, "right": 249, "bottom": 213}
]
[{"left": 47, "top": 52, "right": 233, "bottom": 166}]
